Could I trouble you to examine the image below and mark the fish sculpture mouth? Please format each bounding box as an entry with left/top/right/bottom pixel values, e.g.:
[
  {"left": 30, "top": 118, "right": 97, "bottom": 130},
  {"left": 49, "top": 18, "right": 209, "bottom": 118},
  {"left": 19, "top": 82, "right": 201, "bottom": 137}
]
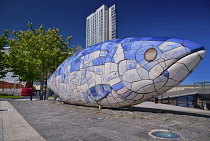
[{"left": 163, "top": 49, "right": 205, "bottom": 79}]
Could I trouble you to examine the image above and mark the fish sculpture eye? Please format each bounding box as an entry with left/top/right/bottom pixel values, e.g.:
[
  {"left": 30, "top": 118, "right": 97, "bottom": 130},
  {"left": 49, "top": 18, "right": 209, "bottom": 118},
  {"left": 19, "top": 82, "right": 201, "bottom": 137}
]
[{"left": 144, "top": 48, "right": 157, "bottom": 62}]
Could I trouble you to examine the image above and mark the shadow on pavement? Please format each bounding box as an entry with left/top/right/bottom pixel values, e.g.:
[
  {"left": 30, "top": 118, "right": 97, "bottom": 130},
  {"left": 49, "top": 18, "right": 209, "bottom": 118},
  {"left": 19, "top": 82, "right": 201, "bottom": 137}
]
[{"left": 115, "top": 106, "right": 210, "bottom": 118}]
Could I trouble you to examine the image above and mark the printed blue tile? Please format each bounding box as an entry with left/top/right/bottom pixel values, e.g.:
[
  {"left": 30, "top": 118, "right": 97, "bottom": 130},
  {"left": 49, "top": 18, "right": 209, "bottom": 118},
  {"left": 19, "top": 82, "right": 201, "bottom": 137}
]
[
  {"left": 112, "top": 82, "right": 124, "bottom": 91},
  {"left": 131, "top": 41, "right": 143, "bottom": 49},
  {"left": 163, "top": 70, "right": 169, "bottom": 78},
  {"left": 101, "top": 42, "right": 111, "bottom": 50},
  {"left": 183, "top": 40, "right": 204, "bottom": 53},
  {"left": 143, "top": 61, "right": 158, "bottom": 71},
  {"left": 88, "top": 84, "right": 111, "bottom": 101},
  {"left": 127, "top": 60, "right": 137, "bottom": 70},
  {"left": 167, "top": 38, "right": 184, "bottom": 44},
  {"left": 100, "top": 51, "right": 108, "bottom": 56},
  {"left": 92, "top": 57, "right": 106, "bottom": 66},
  {"left": 159, "top": 43, "right": 182, "bottom": 52},
  {"left": 108, "top": 47, "right": 117, "bottom": 58},
  {"left": 151, "top": 41, "right": 164, "bottom": 47},
  {"left": 82, "top": 93, "right": 90, "bottom": 103},
  {"left": 122, "top": 42, "right": 132, "bottom": 51},
  {"left": 124, "top": 50, "right": 137, "bottom": 59},
  {"left": 120, "top": 37, "right": 135, "bottom": 44}
]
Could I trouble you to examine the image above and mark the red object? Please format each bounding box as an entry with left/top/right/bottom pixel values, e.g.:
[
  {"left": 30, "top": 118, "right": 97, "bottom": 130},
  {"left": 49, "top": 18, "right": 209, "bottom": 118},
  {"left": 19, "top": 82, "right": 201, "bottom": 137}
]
[{"left": 21, "top": 81, "right": 35, "bottom": 96}]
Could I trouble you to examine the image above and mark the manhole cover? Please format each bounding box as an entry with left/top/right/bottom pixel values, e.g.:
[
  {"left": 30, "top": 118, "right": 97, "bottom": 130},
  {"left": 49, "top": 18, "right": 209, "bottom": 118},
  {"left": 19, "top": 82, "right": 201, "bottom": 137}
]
[
  {"left": 90, "top": 117, "right": 105, "bottom": 120},
  {"left": 148, "top": 129, "right": 180, "bottom": 139}
]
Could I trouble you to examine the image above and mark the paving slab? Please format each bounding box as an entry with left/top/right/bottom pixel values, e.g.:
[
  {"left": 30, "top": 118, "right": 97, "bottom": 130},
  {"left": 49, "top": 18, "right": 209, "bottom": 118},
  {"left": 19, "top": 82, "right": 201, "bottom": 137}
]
[
  {"left": 1, "top": 101, "right": 45, "bottom": 141},
  {"left": 8, "top": 100, "right": 210, "bottom": 141}
]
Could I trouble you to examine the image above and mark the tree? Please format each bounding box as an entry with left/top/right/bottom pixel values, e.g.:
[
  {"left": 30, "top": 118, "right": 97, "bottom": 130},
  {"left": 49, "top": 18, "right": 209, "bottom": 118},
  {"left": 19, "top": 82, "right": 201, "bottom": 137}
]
[
  {"left": 6, "top": 23, "right": 75, "bottom": 99},
  {"left": 0, "top": 30, "right": 9, "bottom": 79}
]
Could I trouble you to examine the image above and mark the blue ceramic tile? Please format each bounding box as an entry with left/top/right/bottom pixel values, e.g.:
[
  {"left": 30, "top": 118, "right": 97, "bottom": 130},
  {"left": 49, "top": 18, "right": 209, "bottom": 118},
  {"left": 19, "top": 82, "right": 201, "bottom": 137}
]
[
  {"left": 143, "top": 61, "right": 158, "bottom": 71},
  {"left": 159, "top": 43, "right": 182, "bottom": 52},
  {"left": 183, "top": 40, "right": 204, "bottom": 53},
  {"left": 70, "top": 58, "right": 81, "bottom": 72},
  {"left": 61, "top": 74, "right": 66, "bottom": 83},
  {"left": 92, "top": 58, "right": 102, "bottom": 66},
  {"left": 120, "top": 37, "right": 135, "bottom": 44},
  {"left": 81, "top": 77, "right": 87, "bottom": 85},
  {"left": 82, "top": 93, "right": 90, "bottom": 103},
  {"left": 137, "top": 59, "right": 148, "bottom": 66},
  {"left": 88, "top": 84, "right": 111, "bottom": 101},
  {"left": 127, "top": 60, "right": 137, "bottom": 70},
  {"left": 106, "top": 56, "right": 112, "bottom": 62},
  {"left": 100, "top": 51, "right": 108, "bottom": 56},
  {"left": 167, "top": 38, "right": 184, "bottom": 44},
  {"left": 101, "top": 42, "right": 111, "bottom": 50},
  {"left": 120, "top": 90, "right": 132, "bottom": 98},
  {"left": 131, "top": 41, "right": 143, "bottom": 49},
  {"left": 122, "top": 42, "right": 132, "bottom": 51},
  {"left": 136, "top": 54, "right": 144, "bottom": 62},
  {"left": 163, "top": 70, "right": 169, "bottom": 78},
  {"left": 108, "top": 47, "right": 117, "bottom": 58},
  {"left": 92, "top": 44, "right": 102, "bottom": 52},
  {"left": 142, "top": 41, "right": 152, "bottom": 46},
  {"left": 124, "top": 50, "right": 137, "bottom": 59},
  {"left": 112, "top": 82, "right": 124, "bottom": 91},
  {"left": 151, "top": 41, "right": 164, "bottom": 47}
]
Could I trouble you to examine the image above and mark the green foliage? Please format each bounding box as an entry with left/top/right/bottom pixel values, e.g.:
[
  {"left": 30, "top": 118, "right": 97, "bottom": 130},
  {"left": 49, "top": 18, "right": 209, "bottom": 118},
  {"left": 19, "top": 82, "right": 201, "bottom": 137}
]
[
  {"left": 0, "top": 30, "right": 9, "bottom": 78},
  {"left": 5, "top": 23, "right": 75, "bottom": 99},
  {"left": 6, "top": 22, "right": 74, "bottom": 82}
]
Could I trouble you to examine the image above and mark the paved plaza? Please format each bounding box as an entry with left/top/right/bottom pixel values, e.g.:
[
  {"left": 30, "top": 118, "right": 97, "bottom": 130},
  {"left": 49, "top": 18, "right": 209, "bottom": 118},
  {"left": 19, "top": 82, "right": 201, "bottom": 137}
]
[{"left": 0, "top": 99, "right": 210, "bottom": 141}]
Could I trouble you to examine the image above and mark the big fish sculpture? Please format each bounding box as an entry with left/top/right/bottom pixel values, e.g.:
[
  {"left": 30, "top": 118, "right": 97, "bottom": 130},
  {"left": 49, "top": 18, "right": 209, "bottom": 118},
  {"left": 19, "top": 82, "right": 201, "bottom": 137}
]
[{"left": 47, "top": 37, "right": 205, "bottom": 108}]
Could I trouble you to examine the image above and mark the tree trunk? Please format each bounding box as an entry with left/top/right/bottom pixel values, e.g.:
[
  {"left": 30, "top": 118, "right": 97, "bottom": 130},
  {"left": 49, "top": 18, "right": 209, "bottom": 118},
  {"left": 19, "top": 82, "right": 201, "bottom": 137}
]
[{"left": 39, "top": 70, "right": 45, "bottom": 100}]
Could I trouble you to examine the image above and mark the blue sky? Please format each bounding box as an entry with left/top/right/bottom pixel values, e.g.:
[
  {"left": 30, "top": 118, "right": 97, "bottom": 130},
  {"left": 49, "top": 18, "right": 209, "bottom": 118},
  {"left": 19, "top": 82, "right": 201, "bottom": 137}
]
[{"left": 1, "top": 0, "right": 210, "bottom": 85}]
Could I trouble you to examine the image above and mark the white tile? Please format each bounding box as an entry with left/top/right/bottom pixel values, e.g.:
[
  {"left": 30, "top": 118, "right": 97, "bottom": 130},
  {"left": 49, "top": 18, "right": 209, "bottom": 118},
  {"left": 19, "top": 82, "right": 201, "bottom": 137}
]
[
  {"left": 154, "top": 81, "right": 166, "bottom": 91},
  {"left": 115, "top": 44, "right": 124, "bottom": 54},
  {"left": 119, "top": 60, "right": 127, "bottom": 75},
  {"left": 95, "top": 74, "right": 101, "bottom": 85},
  {"left": 164, "top": 59, "right": 177, "bottom": 68},
  {"left": 80, "top": 83, "right": 89, "bottom": 93},
  {"left": 165, "top": 79, "right": 176, "bottom": 87},
  {"left": 122, "top": 81, "right": 132, "bottom": 89},
  {"left": 168, "top": 63, "right": 188, "bottom": 79},
  {"left": 198, "top": 50, "right": 206, "bottom": 58},
  {"left": 126, "top": 92, "right": 137, "bottom": 100},
  {"left": 133, "top": 94, "right": 144, "bottom": 100},
  {"left": 142, "top": 84, "right": 156, "bottom": 93},
  {"left": 117, "top": 87, "right": 128, "bottom": 94},
  {"left": 87, "top": 76, "right": 96, "bottom": 88},
  {"left": 111, "top": 90, "right": 120, "bottom": 98},
  {"left": 149, "top": 64, "right": 164, "bottom": 79},
  {"left": 109, "top": 77, "right": 121, "bottom": 86},
  {"left": 131, "top": 81, "right": 141, "bottom": 92},
  {"left": 114, "top": 52, "right": 124, "bottom": 63},
  {"left": 177, "top": 52, "right": 201, "bottom": 71},
  {"left": 110, "top": 63, "right": 118, "bottom": 72},
  {"left": 162, "top": 46, "right": 187, "bottom": 60},
  {"left": 122, "top": 69, "right": 141, "bottom": 82},
  {"left": 137, "top": 67, "right": 149, "bottom": 79}
]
